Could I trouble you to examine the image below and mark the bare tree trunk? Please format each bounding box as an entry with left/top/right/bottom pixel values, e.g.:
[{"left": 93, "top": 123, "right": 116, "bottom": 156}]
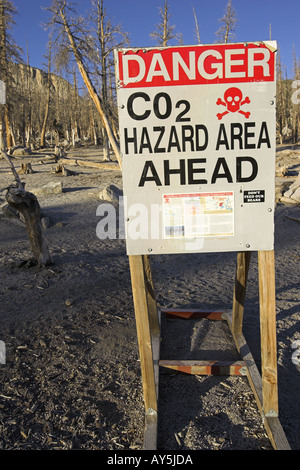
[
  {"left": 72, "top": 69, "right": 80, "bottom": 146},
  {"left": 192, "top": 6, "right": 201, "bottom": 44},
  {"left": 41, "top": 35, "right": 53, "bottom": 148},
  {"left": 150, "top": 0, "right": 180, "bottom": 46},
  {"left": 5, "top": 105, "right": 13, "bottom": 148},
  {"left": 2, "top": 150, "right": 52, "bottom": 267},
  {"left": 0, "top": 114, "right": 6, "bottom": 151},
  {"left": 25, "top": 41, "right": 32, "bottom": 148},
  {"left": 98, "top": 0, "right": 111, "bottom": 162},
  {"left": 40, "top": 89, "right": 50, "bottom": 148},
  {"left": 102, "top": 128, "right": 110, "bottom": 161},
  {"left": 89, "top": 99, "right": 98, "bottom": 145},
  {"left": 57, "top": 6, "right": 121, "bottom": 168}
]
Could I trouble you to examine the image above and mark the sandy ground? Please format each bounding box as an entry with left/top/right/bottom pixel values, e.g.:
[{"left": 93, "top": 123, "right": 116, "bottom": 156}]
[{"left": 0, "top": 143, "right": 299, "bottom": 451}]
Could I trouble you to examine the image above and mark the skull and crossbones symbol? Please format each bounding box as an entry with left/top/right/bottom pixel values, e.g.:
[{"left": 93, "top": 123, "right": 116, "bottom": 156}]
[{"left": 216, "top": 87, "right": 251, "bottom": 120}]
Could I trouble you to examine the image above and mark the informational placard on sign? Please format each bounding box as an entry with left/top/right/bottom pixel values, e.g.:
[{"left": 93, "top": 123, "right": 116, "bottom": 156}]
[{"left": 115, "top": 41, "right": 277, "bottom": 255}]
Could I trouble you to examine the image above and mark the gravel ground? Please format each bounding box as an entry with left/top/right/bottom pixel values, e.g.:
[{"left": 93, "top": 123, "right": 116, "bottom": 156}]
[{"left": 0, "top": 145, "right": 299, "bottom": 452}]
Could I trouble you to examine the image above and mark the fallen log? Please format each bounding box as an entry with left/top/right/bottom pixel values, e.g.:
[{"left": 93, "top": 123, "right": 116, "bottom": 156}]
[
  {"left": 1, "top": 151, "right": 52, "bottom": 267},
  {"left": 59, "top": 157, "right": 121, "bottom": 171},
  {"left": 38, "top": 154, "right": 58, "bottom": 164}
]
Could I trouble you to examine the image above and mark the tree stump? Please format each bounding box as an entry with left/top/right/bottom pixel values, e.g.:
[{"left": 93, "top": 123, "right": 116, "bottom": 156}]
[
  {"left": 18, "top": 162, "right": 34, "bottom": 175},
  {"left": 5, "top": 184, "right": 52, "bottom": 267},
  {"left": 2, "top": 150, "right": 52, "bottom": 267},
  {"left": 54, "top": 162, "right": 76, "bottom": 176}
]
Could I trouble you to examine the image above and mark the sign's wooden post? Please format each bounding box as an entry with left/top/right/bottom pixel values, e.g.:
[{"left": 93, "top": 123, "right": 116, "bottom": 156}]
[
  {"left": 128, "top": 255, "right": 157, "bottom": 414},
  {"left": 258, "top": 250, "right": 278, "bottom": 417},
  {"left": 128, "top": 255, "right": 159, "bottom": 449},
  {"left": 232, "top": 250, "right": 279, "bottom": 416},
  {"left": 232, "top": 251, "right": 252, "bottom": 337},
  {"left": 143, "top": 255, "right": 160, "bottom": 337}
]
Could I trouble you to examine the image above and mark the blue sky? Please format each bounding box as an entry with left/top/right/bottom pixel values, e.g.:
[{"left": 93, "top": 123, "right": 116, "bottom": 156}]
[{"left": 12, "top": 0, "right": 300, "bottom": 78}]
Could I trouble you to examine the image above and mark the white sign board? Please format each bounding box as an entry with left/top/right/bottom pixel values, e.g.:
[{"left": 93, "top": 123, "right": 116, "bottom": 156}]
[{"left": 115, "top": 41, "right": 277, "bottom": 255}]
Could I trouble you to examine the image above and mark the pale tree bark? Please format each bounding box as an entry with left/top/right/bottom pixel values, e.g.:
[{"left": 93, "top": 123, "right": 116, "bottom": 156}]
[
  {"left": 276, "top": 48, "right": 285, "bottom": 144},
  {"left": 0, "top": 116, "right": 6, "bottom": 151},
  {"left": 47, "top": 0, "right": 121, "bottom": 167},
  {"left": 89, "top": 0, "right": 129, "bottom": 161},
  {"left": 71, "top": 68, "right": 80, "bottom": 146},
  {"left": 40, "top": 36, "right": 52, "bottom": 148},
  {"left": 25, "top": 41, "right": 32, "bottom": 148},
  {"left": 89, "top": 97, "right": 98, "bottom": 145},
  {"left": 0, "top": 1, "right": 22, "bottom": 149},
  {"left": 292, "top": 47, "right": 300, "bottom": 144},
  {"left": 97, "top": 0, "right": 109, "bottom": 160},
  {"left": 192, "top": 6, "right": 201, "bottom": 44},
  {"left": 4, "top": 106, "right": 14, "bottom": 147},
  {"left": 150, "top": 0, "right": 180, "bottom": 47},
  {"left": 216, "top": 0, "right": 237, "bottom": 44},
  {"left": 2, "top": 150, "right": 52, "bottom": 267}
]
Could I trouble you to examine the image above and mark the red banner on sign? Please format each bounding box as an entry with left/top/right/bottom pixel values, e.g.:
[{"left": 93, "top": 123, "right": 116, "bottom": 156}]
[{"left": 117, "top": 43, "right": 275, "bottom": 88}]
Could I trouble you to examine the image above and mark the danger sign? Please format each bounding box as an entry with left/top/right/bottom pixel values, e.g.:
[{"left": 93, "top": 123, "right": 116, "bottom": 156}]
[{"left": 115, "top": 41, "right": 277, "bottom": 255}]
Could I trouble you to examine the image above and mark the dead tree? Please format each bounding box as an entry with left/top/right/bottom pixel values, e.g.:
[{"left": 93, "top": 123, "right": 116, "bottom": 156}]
[
  {"left": 215, "top": 0, "right": 237, "bottom": 43},
  {"left": 2, "top": 150, "right": 52, "bottom": 267},
  {"left": 0, "top": 0, "right": 23, "bottom": 148},
  {"left": 40, "top": 34, "right": 53, "bottom": 148},
  {"left": 192, "top": 5, "right": 201, "bottom": 44},
  {"left": 46, "top": 0, "right": 122, "bottom": 167},
  {"left": 89, "top": 0, "right": 129, "bottom": 161},
  {"left": 150, "top": 0, "right": 181, "bottom": 47}
]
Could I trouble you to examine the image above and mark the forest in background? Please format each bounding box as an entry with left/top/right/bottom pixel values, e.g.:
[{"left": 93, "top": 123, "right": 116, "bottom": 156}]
[{"left": 0, "top": 0, "right": 299, "bottom": 163}]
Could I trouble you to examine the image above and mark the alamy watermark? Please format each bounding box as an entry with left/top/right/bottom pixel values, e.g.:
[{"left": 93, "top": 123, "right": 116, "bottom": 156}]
[
  {"left": 0, "top": 341, "right": 6, "bottom": 365},
  {"left": 292, "top": 340, "right": 300, "bottom": 367},
  {"left": 292, "top": 80, "right": 300, "bottom": 105},
  {"left": 96, "top": 196, "right": 205, "bottom": 251},
  {"left": 0, "top": 80, "right": 6, "bottom": 105}
]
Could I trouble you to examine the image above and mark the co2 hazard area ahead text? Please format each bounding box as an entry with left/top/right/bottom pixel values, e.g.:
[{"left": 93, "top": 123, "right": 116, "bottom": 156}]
[
  {"left": 124, "top": 121, "right": 270, "bottom": 155},
  {"left": 107, "top": 453, "right": 193, "bottom": 467},
  {"left": 123, "top": 121, "right": 271, "bottom": 189}
]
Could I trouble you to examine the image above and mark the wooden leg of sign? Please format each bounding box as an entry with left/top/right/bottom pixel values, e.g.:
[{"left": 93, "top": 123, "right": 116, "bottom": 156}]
[
  {"left": 225, "top": 309, "right": 290, "bottom": 450},
  {"left": 143, "top": 255, "right": 161, "bottom": 449},
  {"left": 258, "top": 250, "right": 278, "bottom": 418},
  {"left": 129, "top": 255, "right": 158, "bottom": 450},
  {"left": 232, "top": 251, "right": 251, "bottom": 338},
  {"left": 143, "top": 255, "right": 160, "bottom": 336},
  {"left": 225, "top": 250, "right": 290, "bottom": 449}
]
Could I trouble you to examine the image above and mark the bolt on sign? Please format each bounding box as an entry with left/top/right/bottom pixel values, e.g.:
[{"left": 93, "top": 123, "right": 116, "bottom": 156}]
[{"left": 114, "top": 41, "right": 277, "bottom": 255}]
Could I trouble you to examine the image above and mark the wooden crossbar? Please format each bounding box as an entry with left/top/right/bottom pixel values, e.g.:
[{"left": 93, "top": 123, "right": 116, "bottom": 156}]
[
  {"left": 162, "top": 309, "right": 225, "bottom": 320},
  {"left": 159, "top": 360, "right": 247, "bottom": 376}
]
